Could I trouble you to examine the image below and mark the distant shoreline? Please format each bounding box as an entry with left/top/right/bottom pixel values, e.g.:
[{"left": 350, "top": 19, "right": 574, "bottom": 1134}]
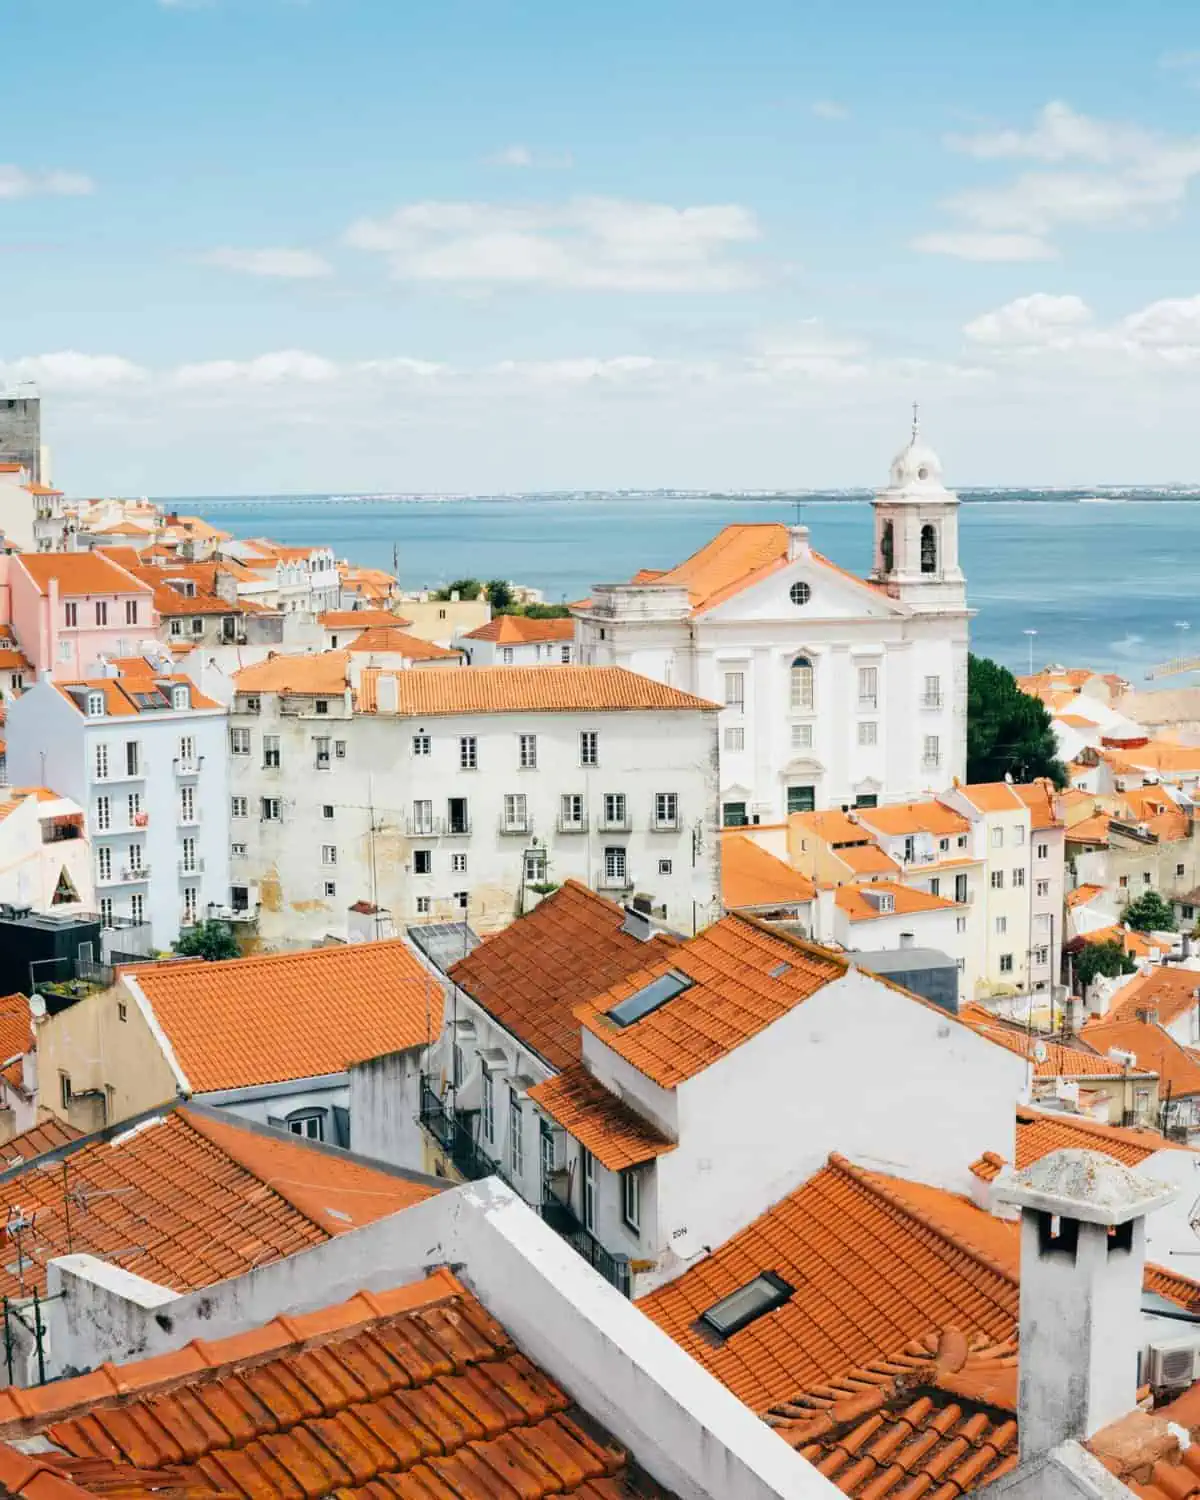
[{"left": 166, "top": 489, "right": 1200, "bottom": 507}]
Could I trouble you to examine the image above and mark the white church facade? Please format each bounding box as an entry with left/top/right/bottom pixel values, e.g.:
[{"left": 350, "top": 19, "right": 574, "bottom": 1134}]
[{"left": 573, "top": 421, "right": 972, "bottom": 823}]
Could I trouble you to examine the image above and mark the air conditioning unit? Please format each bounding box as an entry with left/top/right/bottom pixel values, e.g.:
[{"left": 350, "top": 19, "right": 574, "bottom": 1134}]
[
  {"left": 1107, "top": 1047, "right": 1138, "bottom": 1069},
  {"left": 1144, "top": 1334, "right": 1200, "bottom": 1391}
]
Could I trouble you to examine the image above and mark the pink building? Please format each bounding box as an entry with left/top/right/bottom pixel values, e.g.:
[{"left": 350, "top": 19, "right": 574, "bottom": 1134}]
[{"left": 10, "top": 553, "right": 157, "bottom": 681}]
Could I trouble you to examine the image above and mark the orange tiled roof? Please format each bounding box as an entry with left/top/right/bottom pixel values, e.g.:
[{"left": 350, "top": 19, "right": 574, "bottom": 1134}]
[
  {"left": 1118, "top": 740, "right": 1200, "bottom": 775},
  {"left": 836, "top": 881, "right": 959, "bottom": 922},
  {"left": 319, "top": 608, "right": 413, "bottom": 629},
  {"left": 720, "top": 833, "right": 815, "bottom": 909},
  {"left": 0, "top": 1268, "right": 656, "bottom": 1500},
  {"left": 0, "top": 647, "right": 31, "bottom": 670},
  {"left": 233, "top": 650, "right": 350, "bottom": 697},
  {"left": 345, "top": 625, "right": 462, "bottom": 660},
  {"left": 958, "top": 1004, "right": 1151, "bottom": 1079},
  {"left": 17, "top": 552, "right": 150, "bottom": 597},
  {"left": 856, "top": 801, "right": 971, "bottom": 838},
  {"left": 0, "top": 994, "right": 31, "bottom": 1065},
  {"left": 1079, "top": 923, "right": 1160, "bottom": 959},
  {"left": 362, "top": 664, "right": 717, "bottom": 716},
  {"left": 1013, "top": 779, "right": 1063, "bottom": 827},
  {"left": 1105, "top": 967, "right": 1200, "bottom": 1028},
  {"left": 957, "top": 782, "right": 1026, "bottom": 814},
  {"left": 1066, "top": 812, "right": 1112, "bottom": 845},
  {"left": 129, "top": 938, "right": 437, "bottom": 1092},
  {"left": 1082, "top": 1016, "right": 1200, "bottom": 1097},
  {"left": 1058, "top": 711, "right": 1101, "bottom": 728},
  {"left": 835, "top": 843, "right": 901, "bottom": 876},
  {"left": 0, "top": 1105, "right": 436, "bottom": 1300},
  {"left": 0, "top": 1117, "right": 80, "bottom": 1165},
  {"left": 55, "top": 675, "right": 221, "bottom": 717},
  {"left": 633, "top": 522, "right": 792, "bottom": 611},
  {"left": 576, "top": 915, "right": 846, "bottom": 1090},
  {"left": 528, "top": 1062, "right": 677, "bottom": 1170},
  {"left": 448, "top": 880, "right": 677, "bottom": 1071},
  {"left": 462, "top": 614, "right": 576, "bottom": 643},
  {"left": 970, "top": 1150, "right": 1006, "bottom": 1182},
  {"left": 790, "top": 808, "right": 871, "bottom": 844},
  {"left": 1066, "top": 882, "right": 1106, "bottom": 908},
  {"left": 1015, "top": 1104, "right": 1170, "bottom": 1169},
  {"left": 764, "top": 1329, "right": 1020, "bottom": 1496}
]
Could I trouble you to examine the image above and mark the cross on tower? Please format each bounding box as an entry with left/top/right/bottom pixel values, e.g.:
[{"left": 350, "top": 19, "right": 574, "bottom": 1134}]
[{"left": 911, "top": 400, "right": 920, "bottom": 444}]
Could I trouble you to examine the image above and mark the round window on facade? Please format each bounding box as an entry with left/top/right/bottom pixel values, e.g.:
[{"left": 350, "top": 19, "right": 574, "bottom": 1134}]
[
  {"left": 789, "top": 581, "right": 812, "bottom": 607},
  {"left": 917, "top": 466, "right": 929, "bottom": 481}
]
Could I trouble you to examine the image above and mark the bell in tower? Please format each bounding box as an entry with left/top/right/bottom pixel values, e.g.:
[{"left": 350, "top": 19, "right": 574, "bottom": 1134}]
[{"left": 870, "top": 405, "right": 966, "bottom": 615}]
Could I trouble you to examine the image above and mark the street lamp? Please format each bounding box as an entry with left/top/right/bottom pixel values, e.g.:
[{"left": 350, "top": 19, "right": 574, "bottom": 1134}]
[{"left": 1023, "top": 628, "right": 1038, "bottom": 676}]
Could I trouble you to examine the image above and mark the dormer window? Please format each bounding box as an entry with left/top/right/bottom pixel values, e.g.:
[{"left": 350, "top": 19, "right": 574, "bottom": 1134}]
[
  {"left": 87, "top": 691, "right": 105, "bottom": 718},
  {"left": 172, "top": 685, "right": 189, "bottom": 710}
]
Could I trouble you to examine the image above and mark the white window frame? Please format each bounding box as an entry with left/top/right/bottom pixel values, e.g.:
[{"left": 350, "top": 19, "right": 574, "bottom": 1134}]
[
  {"left": 518, "top": 734, "right": 538, "bottom": 769},
  {"left": 622, "top": 1169, "right": 641, "bottom": 1235},
  {"left": 724, "top": 670, "right": 745, "bottom": 709}
]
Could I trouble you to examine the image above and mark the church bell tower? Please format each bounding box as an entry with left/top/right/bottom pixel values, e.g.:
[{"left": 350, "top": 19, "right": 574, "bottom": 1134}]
[{"left": 870, "top": 407, "right": 966, "bottom": 614}]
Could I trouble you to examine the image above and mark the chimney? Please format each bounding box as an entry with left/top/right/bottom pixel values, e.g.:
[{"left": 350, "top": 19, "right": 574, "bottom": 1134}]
[
  {"left": 787, "top": 524, "right": 811, "bottom": 561},
  {"left": 1135, "top": 1006, "right": 1158, "bottom": 1026},
  {"left": 899, "top": 930, "right": 915, "bottom": 950},
  {"left": 995, "top": 1149, "right": 1176, "bottom": 1462},
  {"left": 812, "top": 883, "right": 837, "bottom": 945}
]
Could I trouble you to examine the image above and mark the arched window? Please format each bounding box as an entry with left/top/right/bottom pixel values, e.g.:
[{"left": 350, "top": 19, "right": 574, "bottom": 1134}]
[
  {"left": 790, "top": 655, "right": 814, "bottom": 712},
  {"left": 880, "top": 520, "right": 894, "bottom": 574},
  {"left": 920, "top": 523, "right": 937, "bottom": 575}
]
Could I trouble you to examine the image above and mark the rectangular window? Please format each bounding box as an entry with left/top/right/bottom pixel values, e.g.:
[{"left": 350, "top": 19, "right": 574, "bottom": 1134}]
[
  {"left": 1034, "top": 945, "right": 1049, "bottom": 964},
  {"left": 263, "top": 735, "right": 281, "bottom": 768},
  {"left": 65, "top": 601, "right": 77, "bottom": 628},
  {"left": 904, "top": 835, "right": 915, "bottom": 863},
  {"left": 659, "top": 858, "right": 673, "bottom": 874},
  {"left": 125, "top": 741, "right": 140, "bottom": 776},
  {"left": 855, "top": 794, "right": 878, "bottom": 808},
  {"left": 996, "top": 915, "right": 1007, "bottom": 935},
  {"left": 414, "top": 849, "right": 432, "bottom": 875},
  {"left": 992, "top": 827, "right": 1004, "bottom": 849},
  {"left": 99, "top": 896, "right": 113, "bottom": 926},
  {"left": 183, "top": 886, "right": 198, "bottom": 925},
  {"left": 452, "top": 851, "right": 467, "bottom": 873},
  {"left": 322, "top": 804, "right": 334, "bottom": 820},
  {"left": 991, "top": 870, "right": 1004, "bottom": 889},
  {"left": 178, "top": 735, "right": 195, "bottom": 766},
  {"left": 922, "top": 734, "right": 940, "bottom": 766},
  {"left": 791, "top": 722, "right": 813, "bottom": 750},
  {"left": 261, "top": 797, "right": 281, "bottom": 821},
  {"left": 603, "top": 792, "right": 627, "bottom": 827},
  {"left": 231, "top": 842, "right": 247, "bottom": 858},
  {"left": 447, "top": 797, "right": 469, "bottom": 834},
  {"left": 560, "top": 644, "right": 571, "bottom": 663},
  {"left": 412, "top": 733, "right": 431, "bottom": 757},
  {"left": 230, "top": 727, "right": 251, "bottom": 756},
  {"left": 169, "top": 619, "right": 183, "bottom": 638},
  {"left": 321, "top": 844, "right": 337, "bottom": 866},
  {"left": 180, "top": 786, "right": 195, "bottom": 823},
  {"left": 525, "top": 849, "right": 547, "bottom": 884},
  {"left": 190, "top": 617, "right": 203, "bottom": 636},
  {"left": 655, "top": 792, "right": 678, "bottom": 828},
  {"left": 416, "top": 895, "right": 431, "bottom": 914},
  {"left": 622, "top": 1170, "right": 641, "bottom": 1235},
  {"left": 787, "top": 785, "right": 816, "bottom": 815},
  {"left": 482, "top": 1070, "right": 495, "bottom": 1143},
  {"left": 604, "top": 846, "right": 628, "bottom": 885},
  {"left": 335, "top": 740, "right": 346, "bottom": 759},
  {"left": 503, "top": 793, "right": 528, "bottom": 831},
  {"left": 1013, "top": 867, "right": 1026, "bottom": 888},
  {"left": 131, "top": 892, "right": 145, "bottom": 924},
  {"left": 180, "top": 837, "right": 196, "bottom": 874},
  {"left": 999, "top": 953, "right": 1014, "bottom": 974},
  {"left": 130, "top": 792, "right": 143, "bottom": 825},
  {"left": 1013, "top": 825, "right": 1026, "bottom": 845},
  {"left": 724, "top": 726, "right": 745, "bottom": 752},
  {"left": 1178, "top": 863, "right": 1187, "bottom": 878},
  {"left": 723, "top": 801, "right": 747, "bottom": 827},
  {"left": 956, "top": 915, "right": 967, "bottom": 933},
  {"left": 95, "top": 601, "right": 108, "bottom": 627},
  {"left": 95, "top": 795, "right": 111, "bottom": 831},
  {"left": 580, "top": 730, "right": 598, "bottom": 766},
  {"left": 455, "top": 889, "right": 469, "bottom": 910},
  {"left": 923, "top": 674, "right": 941, "bottom": 708},
  {"left": 857, "top": 666, "right": 878, "bottom": 710},
  {"left": 123, "top": 599, "right": 138, "bottom": 625},
  {"left": 97, "top": 846, "right": 112, "bottom": 881},
  {"left": 314, "top": 736, "right": 331, "bottom": 769},
  {"left": 1037, "top": 842, "right": 1049, "bottom": 859},
  {"left": 518, "top": 734, "right": 537, "bottom": 769},
  {"left": 857, "top": 721, "right": 877, "bottom": 747},
  {"left": 231, "top": 795, "right": 248, "bottom": 818},
  {"left": 1119, "top": 874, "right": 1129, "bottom": 889},
  {"left": 724, "top": 671, "right": 745, "bottom": 708},
  {"left": 460, "top": 736, "right": 478, "bottom": 770},
  {"left": 1144, "top": 871, "right": 1152, "bottom": 886},
  {"left": 1036, "top": 879, "right": 1050, "bottom": 897},
  {"left": 501, "top": 646, "right": 514, "bottom": 665},
  {"left": 582, "top": 1149, "right": 597, "bottom": 1232},
  {"left": 930, "top": 877, "right": 940, "bottom": 896},
  {"left": 412, "top": 799, "right": 433, "bottom": 834},
  {"left": 58, "top": 638, "right": 72, "bottom": 661},
  {"left": 315, "top": 700, "right": 329, "bottom": 715}
]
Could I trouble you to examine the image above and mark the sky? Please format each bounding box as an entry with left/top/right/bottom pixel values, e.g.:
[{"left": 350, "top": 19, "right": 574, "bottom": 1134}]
[{"left": 6, "top": 0, "right": 1200, "bottom": 495}]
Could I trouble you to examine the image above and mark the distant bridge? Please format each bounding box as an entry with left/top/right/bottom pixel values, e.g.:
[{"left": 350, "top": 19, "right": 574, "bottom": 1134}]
[{"left": 1145, "top": 654, "right": 1200, "bottom": 681}]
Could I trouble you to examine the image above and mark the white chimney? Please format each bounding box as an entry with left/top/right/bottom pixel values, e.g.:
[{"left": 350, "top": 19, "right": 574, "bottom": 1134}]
[
  {"left": 995, "top": 1148, "right": 1176, "bottom": 1462},
  {"left": 787, "top": 524, "right": 811, "bottom": 561},
  {"left": 812, "top": 884, "right": 836, "bottom": 945},
  {"left": 899, "top": 930, "right": 915, "bottom": 950},
  {"left": 375, "top": 673, "right": 399, "bottom": 714}
]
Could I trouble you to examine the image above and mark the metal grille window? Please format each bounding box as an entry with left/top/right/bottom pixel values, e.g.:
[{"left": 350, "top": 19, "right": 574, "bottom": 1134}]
[
  {"left": 922, "top": 735, "right": 940, "bottom": 766},
  {"left": 923, "top": 675, "right": 942, "bottom": 708}
]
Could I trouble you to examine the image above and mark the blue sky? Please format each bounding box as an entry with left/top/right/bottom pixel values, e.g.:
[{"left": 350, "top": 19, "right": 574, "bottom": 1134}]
[{"left": 6, "top": 0, "right": 1200, "bottom": 493}]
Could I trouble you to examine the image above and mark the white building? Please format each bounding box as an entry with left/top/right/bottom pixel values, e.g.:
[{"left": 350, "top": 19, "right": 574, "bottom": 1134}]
[
  {"left": 0, "top": 788, "right": 95, "bottom": 916},
  {"left": 454, "top": 614, "right": 577, "bottom": 666},
  {"left": 226, "top": 656, "right": 722, "bottom": 946},
  {"left": 575, "top": 422, "right": 970, "bottom": 823},
  {"left": 7, "top": 672, "right": 231, "bottom": 952}
]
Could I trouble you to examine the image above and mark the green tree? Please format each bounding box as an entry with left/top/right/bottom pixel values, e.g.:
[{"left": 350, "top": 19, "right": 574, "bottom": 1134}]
[
  {"left": 485, "top": 579, "right": 515, "bottom": 611},
  {"left": 174, "top": 919, "right": 240, "bottom": 961},
  {"left": 1075, "top": 939, "right": 1136, "bottom": 989},
  {"left": 434, "top": 578, "right": 482, "bottom": 601},
  {"left": 967, "top": 654, "right": 1067, "bottom": 787},
  {"left": 520, "top": 602, "right": 572, "bottom": 619},
  {"left": 1122, "top": 889, "right": 1176, "bottom": 933}
]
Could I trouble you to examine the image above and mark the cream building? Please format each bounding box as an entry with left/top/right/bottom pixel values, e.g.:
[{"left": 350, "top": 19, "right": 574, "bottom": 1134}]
[{"left": 575, "top": 420, "right": 971, "bottom": 822}]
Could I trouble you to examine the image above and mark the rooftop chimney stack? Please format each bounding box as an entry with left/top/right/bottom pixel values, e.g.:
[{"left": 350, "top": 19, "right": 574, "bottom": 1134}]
[
  {"left": 996, "top": 1149, "right": 1176, "bottom": 1463},
  {"left": 787, "top": 524, "right": 811, "bottom": 561}
]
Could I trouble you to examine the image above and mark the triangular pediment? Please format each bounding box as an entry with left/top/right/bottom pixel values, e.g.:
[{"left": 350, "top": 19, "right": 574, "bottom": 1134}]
[{"left": 699, "top": 552, "right": 908, "bottom": 625}]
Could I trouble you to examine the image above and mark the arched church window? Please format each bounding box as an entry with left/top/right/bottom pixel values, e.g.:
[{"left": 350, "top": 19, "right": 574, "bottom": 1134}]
[
  {"left": 880, "top": 521, "right": 894, "bottom": 574},
  {"left": 790, "top": 655, "right": 814, "bottom": 712},
  {"left": 920, "top": 524, "right": 937, "bottom": 575}
]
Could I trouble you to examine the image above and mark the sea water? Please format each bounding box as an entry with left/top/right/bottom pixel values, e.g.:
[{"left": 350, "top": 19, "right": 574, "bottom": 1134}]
[{"left": 177, "top": 491, "right": 1200, "bottom": 683}]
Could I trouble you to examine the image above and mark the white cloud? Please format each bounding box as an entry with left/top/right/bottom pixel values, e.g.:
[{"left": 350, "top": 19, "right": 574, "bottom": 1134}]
[
  {"left": 918, "top": 101, "right": 1200, "bottom": 257},
  {"left": 0, "top": 352, "right": 147, "bottom": 389},
  {"left": 811, "top": 101, "right": 849, "bottom": 121},
  {"left": 0, "top": 166, "right": 95, "bottom": 199},
  {"left": 912, "top": 231, "right": 1055, "bottom": 261},
  {"left": 202, "top": 247, "right": 333, "bottom": 279},
  {"left": 964, "top": 293, "right": 1094, "bottom": 348},
  {"left": 487, "top": 145, "right": 534, "bottom": 168},
  {"left": 173, "top": 350, "right": 340, "bottom": 386},
  {"left": 344, "top": 195, "right": 761, "bottom": 291},
  {"left": 963, "top": 291, "right": 1200, "bottom": 367}
]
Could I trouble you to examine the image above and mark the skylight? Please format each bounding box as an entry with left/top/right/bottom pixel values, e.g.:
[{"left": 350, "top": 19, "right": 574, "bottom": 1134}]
[
  {"left": 769, "top": 961, "right": 792, "bottom": 979},
  {"left": 607, "top": 969, "right": 693, "bottom": 1027},
  {"left": 700, "top": 1271, "right": 794, "bottom": 1339}
]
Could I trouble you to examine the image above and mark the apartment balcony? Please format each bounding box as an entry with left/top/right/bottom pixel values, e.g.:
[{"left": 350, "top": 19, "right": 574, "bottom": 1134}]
[
  {"left": 540, "top": 1182, "right": 632, "bottom": 1297},
  {"left": 651, "top": 812, "right": 681, "bottom": 833},
  {"left": 405, "top": 816, "right": 472, "bottom": 838},
  {"left": 178, "top": 858, "right": 205, "bottom": 876},
  {"left": 97, "top": 865, "right": 150, "bottom": 887},
  {"left": 556, "top": 813, "right": 588, "bottom": 835},
  {"left": 498, "top": 814, "right": 532, "bottom": 837},
  {"left": 598, "top": 813, "right": 632, "bottom": 834},
  {"left": 173, "top": 758, "right": 203, "bottom": 778},
  {"left": 418, "top": 1079, "right": 509, "bottom": 1185},
  {"left": 597, "top": 872, "right": 634, "bottom": 893},
  {"left": 93, "top": 767, "right": 148, "bottom": 785}
]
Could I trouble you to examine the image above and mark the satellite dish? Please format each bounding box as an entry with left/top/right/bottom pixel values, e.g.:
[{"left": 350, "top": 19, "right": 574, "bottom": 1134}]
[
  {"left": 1033, "top": 1040, "right": 1048, "bottom": 1064},
  {"left": 28, "top": 994, "right": 46, "bottom": 1021}
]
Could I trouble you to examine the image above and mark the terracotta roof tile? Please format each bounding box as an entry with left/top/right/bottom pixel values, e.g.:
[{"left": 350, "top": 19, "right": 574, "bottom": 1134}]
[
  {"left": 0, "top": 994, "right": 32, "bottom": 1064},
  {"left": 17, "top": 554, "right": 151, "bottom": 597},
  {"left": 448, "top": 881, "right": 677, "bottom": 1071},
  {"left": 0, "top": 1106, "right": 436, "bottom": 1300},
  {"left": 1066, "top": 882, "right": 1107, "bottom": 908},
  {"left": 958, "top": 783, "right": 1027, "bottom": 814},
  {"left": 462, "top": 614, "right": 576, "bottom": 643},
  {"left": 1081, "top": 1016, "right": 1200, "bottom": 1097},
  {"left": 345, "top": 626, "right": 462, "bottom": 660},
  {"left": 958, "top": 1005, "right": 1149, "bottom": 1078},
  {"left": 720, "top": 834, "right": 815, "bottom": 910},
  {"left": 1104, "top": 967, "right": 1200, "bottom": 1028},
  {"left": 576, "top": 915, "right": 846, "bottom": 1090},
  {"left": 835, "top": 881, "right": 959, "bottom": 922},
  {"left": 0, "top": 647, "right": 31, "bottom": 670},
  {"left": 129, "top": 938, "right": 438, "bottom": 1092},
  {"left": 0, "top": 1117, "right": 81, "bottom": 1165},
  {"left": 969, "top": 1151, "right": 1006, "bottom": 1182},
  {"left": 319, "top": 609, "right": 413, "bottom": 629},
  {"left": 0, "top": 1269, "right": 658, "bottom": 1500},
  {"left": 763, "top": 1330, "right": 1020, "bottom": 1496},
  {"left": 834, "top": 843, "right": 901, "bottom": 876},
  {"left": 362, "top": 664, "right": 717, "bottom": 716},
  {"left": 528, "top": 1063, "right": 676, "bottom": 1171},
  {"left": 1015, "top": 1105, "right": 1170, "bottom": 1169},
  {"left": 1012, "top": 780, "right": 1062, "bottom": 827},
  {"left": 232, "top": 651, "right": 350, "bottom": 697},
  {"left": 790, "top": 809, "right": 871, "bottom": 844},
  {"left": 855, "top": 802, "right": 971, "bottom": 838},
  {"left": 632, "top": 523, "right": 791, "bottom": 612},
  {"left": 1066, "top": 812, "right": 1112, "bottom": 845},
  {"left": 55, "top": 676, "right": 221, "bottom": 717}
]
